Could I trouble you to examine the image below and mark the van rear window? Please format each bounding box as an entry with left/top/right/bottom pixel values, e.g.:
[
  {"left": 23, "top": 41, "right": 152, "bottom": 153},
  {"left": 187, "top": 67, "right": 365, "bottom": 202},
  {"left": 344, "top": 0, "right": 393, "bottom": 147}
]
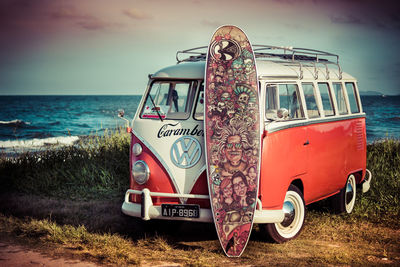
[
  {"left": 345, "top": 83, "right": 360, "bottom": 113},
  {"left": 318, "top": 83, "right": 335, "bottom": 116},
  {"left": 333, "top": 83, "right": 348, "bottom": 115},
  {"left": 141, "top": 81, "right": 195, "bottom": 120},
  {"left": 302, "top": 83, "right": 320, "bottom": 118}
]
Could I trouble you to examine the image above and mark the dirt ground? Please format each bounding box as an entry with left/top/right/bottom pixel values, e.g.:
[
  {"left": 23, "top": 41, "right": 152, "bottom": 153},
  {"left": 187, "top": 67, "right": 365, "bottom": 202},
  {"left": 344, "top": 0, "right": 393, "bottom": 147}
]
[
  {"left": 0, "top": 193, "right": 399, "bottom": 266},
  {"left": 0, "top": 240, "right": 100, "bottom": 267},
  {"left": 0, "top": 237, "right": 181, "bottom": 267}
]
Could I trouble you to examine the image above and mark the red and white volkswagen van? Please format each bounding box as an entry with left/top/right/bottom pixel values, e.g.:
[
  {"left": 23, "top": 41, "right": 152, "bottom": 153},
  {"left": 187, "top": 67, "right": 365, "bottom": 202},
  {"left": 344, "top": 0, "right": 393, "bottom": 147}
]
[{"left": 121, "top": 45, "right": 372, "bottom": 243}]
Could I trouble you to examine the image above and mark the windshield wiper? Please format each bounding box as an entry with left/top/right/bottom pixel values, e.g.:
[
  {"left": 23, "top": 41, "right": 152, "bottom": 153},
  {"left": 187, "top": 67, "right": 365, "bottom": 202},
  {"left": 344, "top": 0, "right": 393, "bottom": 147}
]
[{"left": 148, "top": 94, "right": 163, "bottom": 122}]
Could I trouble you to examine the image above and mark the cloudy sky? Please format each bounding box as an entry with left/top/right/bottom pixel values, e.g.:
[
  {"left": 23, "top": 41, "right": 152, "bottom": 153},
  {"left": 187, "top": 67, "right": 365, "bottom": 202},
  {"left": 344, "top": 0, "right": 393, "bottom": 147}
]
[{"left": 0, "top": 0, "right": 399, "bottom": 95}]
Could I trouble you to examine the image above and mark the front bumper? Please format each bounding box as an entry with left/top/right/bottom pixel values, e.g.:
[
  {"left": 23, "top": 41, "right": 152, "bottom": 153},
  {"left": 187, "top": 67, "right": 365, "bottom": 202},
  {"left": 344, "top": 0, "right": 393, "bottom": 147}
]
[{"left": 121, "top": 188, "right": 284, "bottom": 223}]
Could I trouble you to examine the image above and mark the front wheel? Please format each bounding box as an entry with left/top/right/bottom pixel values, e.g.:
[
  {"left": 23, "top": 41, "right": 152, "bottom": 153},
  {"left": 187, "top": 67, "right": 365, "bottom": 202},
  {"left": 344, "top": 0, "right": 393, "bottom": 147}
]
[{"left": 261, "top": 184, "right": 306, "bottom": 243}]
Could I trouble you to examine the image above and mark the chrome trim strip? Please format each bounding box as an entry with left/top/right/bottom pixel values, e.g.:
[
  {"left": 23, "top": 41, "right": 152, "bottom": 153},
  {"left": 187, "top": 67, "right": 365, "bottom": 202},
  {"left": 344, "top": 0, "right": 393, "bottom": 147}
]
[
  {"left": 260, "top": 75, "right": 299, "bottom": 79},
  {"left": 266, "top": 113, "right": 366, "bottom": 134},
  {"left": 126, "top": 189, "right": 210, "bottom": 200}
]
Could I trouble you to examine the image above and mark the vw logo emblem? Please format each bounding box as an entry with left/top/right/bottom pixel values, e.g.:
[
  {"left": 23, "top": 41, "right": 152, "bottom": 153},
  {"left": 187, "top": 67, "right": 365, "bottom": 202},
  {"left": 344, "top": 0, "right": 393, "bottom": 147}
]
[{"left": 170, "top": 136, "right": 202, "bottom": 169}]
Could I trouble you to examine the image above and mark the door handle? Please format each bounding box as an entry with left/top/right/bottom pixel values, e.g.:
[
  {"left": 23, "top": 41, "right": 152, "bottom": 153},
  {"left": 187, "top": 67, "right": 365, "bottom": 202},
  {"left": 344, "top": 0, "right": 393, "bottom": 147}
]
[{"left": 303, "top": 140, "right": 309, "bottom": 146}]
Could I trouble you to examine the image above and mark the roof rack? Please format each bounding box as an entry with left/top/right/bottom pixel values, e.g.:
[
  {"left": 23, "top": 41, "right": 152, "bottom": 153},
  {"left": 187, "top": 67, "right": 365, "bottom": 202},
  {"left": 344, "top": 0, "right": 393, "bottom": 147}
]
[
  {"left": 176, "top": 44, "right": 343, "bottom": 79},
  {"left": 176, "top": 46, "right": 207, "bottom": 64}
]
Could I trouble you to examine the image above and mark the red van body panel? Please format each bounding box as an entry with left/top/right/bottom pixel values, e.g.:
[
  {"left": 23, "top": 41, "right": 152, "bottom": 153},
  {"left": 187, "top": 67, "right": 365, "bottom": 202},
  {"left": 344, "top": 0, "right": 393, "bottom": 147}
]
[
  {"left": 130, "top": 135, "right": 180, "bottom": 205},
  {"left": 259, "top": 116, "right": 367, "bottom": 209},
  {"left": 186, "top": 172, "right": 210, "bottom": 208},
  {"left": 259, "top": 126, "right": 307, "bottom": 209},
  {"left": 130, "top": 134, "right": 211, "bottom": 209},
  {"left": 305, "top": 117, "right": 366, "bottom": 203}
]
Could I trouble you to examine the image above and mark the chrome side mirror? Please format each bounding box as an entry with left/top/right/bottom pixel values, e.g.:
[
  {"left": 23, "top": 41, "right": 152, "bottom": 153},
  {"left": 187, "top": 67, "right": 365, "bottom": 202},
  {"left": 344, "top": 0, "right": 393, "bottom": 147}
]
[
  {"left": 118, "top": 109, "right": 125, "bottom": 118},
  {"left": 118, "top": 109, "right": 132, "bottom": 133}
]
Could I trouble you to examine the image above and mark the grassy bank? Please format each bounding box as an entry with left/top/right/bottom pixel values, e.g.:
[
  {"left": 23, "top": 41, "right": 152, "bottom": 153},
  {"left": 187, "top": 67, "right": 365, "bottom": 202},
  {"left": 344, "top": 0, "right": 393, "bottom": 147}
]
[
  {"left": 0, "top": 132, "right": 399, "bottom": 265},
  {"left": 357, "top": 139, "right": 400, "bottom": 226},
  {"left": 0, "top": 128, "right": 130, "bottom": 200},
  {"left": 0, "top": 130, "right": 399, "bottom": 225}
]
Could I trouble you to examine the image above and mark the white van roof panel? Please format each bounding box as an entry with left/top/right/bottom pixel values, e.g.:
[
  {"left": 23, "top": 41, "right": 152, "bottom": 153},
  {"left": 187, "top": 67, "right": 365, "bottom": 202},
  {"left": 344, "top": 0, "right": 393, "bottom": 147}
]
[
  {"left": 153, "top": 62, "right": 205, "bottom": 79},
  {"left": 151, "top": 60, "right": 355, "bottom": 81}
]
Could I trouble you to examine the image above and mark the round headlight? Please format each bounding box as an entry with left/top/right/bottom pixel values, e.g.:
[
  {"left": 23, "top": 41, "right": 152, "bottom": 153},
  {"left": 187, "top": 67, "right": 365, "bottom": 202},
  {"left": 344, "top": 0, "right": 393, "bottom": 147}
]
[
  {"left": 132, "top": 160, "right": 150, "bottom": 185},
  {"left": 132, "top": 143, "right": 143, "bottom": 156}
]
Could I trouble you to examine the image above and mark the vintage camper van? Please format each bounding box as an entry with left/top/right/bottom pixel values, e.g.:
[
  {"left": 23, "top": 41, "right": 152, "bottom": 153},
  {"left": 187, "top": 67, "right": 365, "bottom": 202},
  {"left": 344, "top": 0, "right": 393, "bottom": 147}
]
[{"left": 121, "top": 45, "right": 372, "bottom": 243}]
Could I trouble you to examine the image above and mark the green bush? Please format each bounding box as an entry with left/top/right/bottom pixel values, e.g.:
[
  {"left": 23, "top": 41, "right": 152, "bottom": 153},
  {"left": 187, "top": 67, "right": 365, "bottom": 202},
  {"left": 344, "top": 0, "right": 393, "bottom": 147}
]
[
  {"left": 354, "top": 138, "right": 400, "bottom": 226},
  {"left": 0, "top": 128, "right": 130, "bottom": 200}
]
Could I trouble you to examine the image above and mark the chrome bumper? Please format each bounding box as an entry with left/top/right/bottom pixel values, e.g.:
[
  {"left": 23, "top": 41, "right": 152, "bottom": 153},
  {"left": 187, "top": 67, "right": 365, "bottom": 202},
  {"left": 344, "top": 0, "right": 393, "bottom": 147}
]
[{"left": 121, "top": 188, "right": 284, "bottom": 224}]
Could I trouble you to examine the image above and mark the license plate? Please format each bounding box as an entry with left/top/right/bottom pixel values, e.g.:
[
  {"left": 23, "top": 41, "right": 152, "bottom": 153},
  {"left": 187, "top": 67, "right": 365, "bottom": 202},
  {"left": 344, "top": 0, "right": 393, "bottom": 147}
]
[{"left": 161, "top": 204, "right": 200, "bottom": 218}]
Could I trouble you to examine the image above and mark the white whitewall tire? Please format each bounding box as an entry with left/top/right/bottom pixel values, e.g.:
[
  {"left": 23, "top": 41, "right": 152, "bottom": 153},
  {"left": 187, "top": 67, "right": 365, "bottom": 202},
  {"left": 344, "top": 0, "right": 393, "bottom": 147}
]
[{"left": 262, "top": 184, "right": 305, "bottom": 243}]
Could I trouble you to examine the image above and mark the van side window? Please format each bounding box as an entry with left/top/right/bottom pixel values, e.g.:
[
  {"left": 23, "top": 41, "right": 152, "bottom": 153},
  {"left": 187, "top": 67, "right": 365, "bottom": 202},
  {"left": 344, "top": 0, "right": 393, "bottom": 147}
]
[
  {"left": 302, "top": 83, "right": 320, "bottom": 118},
  {"left": 194, "top": 82, "right": 204, "bottom": 120},
  {"left": 345, "top": 83, "right": 360, "bottom": 113},
  {"left": 332, "top": 82, "right": 348, "bottom": 115},
  {"left": 318, "top": 83, "right": 334, "bottom": 116},
  {"left": 265, "top": 83, "right": 304, "bottom": 120}
]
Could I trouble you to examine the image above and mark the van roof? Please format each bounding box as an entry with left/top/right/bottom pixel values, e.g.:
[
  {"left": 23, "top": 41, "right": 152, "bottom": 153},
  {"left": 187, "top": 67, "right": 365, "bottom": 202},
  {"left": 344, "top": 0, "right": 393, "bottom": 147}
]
[
  {"left": 152, "top": 45, "right": 356, "bottom": 81},
  {"left": 152, "top": 60, "right": 356, "bottom": 81}
]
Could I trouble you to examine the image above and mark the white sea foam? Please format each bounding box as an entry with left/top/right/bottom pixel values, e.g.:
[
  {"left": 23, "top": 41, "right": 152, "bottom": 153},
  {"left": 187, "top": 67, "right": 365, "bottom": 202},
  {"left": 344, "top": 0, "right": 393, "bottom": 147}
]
[
  {"left": 0, "top": 136, "right": 80, "bottom": 149},
  {"left": 0, "top": 119, "right": 30, "bottom": 126}
]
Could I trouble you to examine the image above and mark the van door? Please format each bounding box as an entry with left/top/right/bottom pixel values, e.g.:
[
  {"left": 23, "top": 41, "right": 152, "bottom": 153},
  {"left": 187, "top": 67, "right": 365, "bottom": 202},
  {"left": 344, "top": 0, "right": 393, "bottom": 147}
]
[
  {"left": 303, "top": 82, "right": 346, "bottom": 203},
  {"left": 261, "top": 82, "right": 308, "bottom": 209}
]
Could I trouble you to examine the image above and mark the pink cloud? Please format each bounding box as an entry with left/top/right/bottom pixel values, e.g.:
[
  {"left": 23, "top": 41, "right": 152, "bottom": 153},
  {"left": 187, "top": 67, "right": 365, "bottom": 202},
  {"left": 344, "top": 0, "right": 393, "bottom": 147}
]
[
  {"left": 76, "top": 20, "right": 108, "bottom": 30},
  {"left": 123, "top": 8, "right": 152, "bottom": 20},
  {"left": 50, "top": 6, "right": 93, "bottom": 20},
  {"left": 201, "top": 19, "right": 222, "bottom": 28},
  {"left": 49, "top": 5, "right": 120, "bottom": 31}
]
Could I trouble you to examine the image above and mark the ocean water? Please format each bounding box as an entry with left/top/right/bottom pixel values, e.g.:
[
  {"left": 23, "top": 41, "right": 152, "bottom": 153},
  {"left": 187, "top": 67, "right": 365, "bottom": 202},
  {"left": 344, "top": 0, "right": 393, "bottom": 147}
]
[
  {"left": 0, "top": 95, "right": 141, "bottom": 153},
  {"left": 362, "top": 95, "right": 400, "bottom": 141},
  {"left": 0, "top": 95, "right": 399, "bottom": 153}
]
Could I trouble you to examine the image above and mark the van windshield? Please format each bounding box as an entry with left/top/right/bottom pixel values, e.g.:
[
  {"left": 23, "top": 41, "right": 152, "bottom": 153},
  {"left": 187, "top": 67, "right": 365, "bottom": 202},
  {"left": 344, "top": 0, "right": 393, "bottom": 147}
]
[{"left": 141, "top": 81, "right": 196, "bottom": 120}]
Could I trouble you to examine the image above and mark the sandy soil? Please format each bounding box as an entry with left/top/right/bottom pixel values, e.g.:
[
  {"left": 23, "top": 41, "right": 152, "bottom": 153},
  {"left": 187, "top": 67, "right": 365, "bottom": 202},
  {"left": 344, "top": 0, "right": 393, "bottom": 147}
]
[
  {"left": 0, "top": 240, "right": 100, "bottom": 267},
  {"left": 0, "top": 238, "right": 182, "bottom": 267}
]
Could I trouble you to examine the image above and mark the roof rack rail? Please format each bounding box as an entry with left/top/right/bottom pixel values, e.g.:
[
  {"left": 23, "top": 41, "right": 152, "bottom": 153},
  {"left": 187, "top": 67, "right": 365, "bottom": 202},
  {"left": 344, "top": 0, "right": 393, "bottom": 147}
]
[
  {"left": 176, "top": 46, "right": 207, "bottom": 64},
  {"left": 253, "top": 45, "right": 342, "bottom": 79},
  {"left": 253, "top": 45, "right": 338, "bottom": 63},
  {"left": 176, "top": 44, "right": 343, "bottom": 79}
]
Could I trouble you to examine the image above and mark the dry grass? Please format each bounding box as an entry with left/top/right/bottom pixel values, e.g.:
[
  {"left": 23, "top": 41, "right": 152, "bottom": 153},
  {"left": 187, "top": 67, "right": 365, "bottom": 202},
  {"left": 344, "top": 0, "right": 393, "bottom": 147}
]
[{"left": 0, "top": 194, "right": 399, "bottom": 266}]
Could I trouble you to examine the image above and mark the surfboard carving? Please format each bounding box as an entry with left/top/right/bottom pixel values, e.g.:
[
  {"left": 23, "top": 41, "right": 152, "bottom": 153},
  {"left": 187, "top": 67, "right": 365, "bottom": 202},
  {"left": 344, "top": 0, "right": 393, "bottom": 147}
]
[{"left": 205, "top": 25, "right": 261, "bottom": 257}]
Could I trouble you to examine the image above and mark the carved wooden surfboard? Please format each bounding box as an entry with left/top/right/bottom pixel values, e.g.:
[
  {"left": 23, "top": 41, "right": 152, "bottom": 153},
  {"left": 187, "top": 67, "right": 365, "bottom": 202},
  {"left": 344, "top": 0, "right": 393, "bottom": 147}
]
[{"left": 204, "top": 25, "right": 261, "bottom": 257}]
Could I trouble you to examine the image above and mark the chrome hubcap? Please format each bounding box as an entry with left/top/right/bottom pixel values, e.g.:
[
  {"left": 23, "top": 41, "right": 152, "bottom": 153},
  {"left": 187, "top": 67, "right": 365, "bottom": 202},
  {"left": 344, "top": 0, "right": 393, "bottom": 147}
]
[
  {"left": 344, "top": 175, "right": 356, "bottom": 213},
  {"left": 281, "top": 201, "right": 295, "bottom": 227},
  {"left": 345, "top": 181, "right": 354, "bottom": 205}
]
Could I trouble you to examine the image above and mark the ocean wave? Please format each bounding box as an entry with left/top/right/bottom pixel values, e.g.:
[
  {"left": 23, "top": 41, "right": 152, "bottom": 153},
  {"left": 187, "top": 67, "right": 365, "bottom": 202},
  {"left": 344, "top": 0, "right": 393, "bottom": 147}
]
[
  {"left": 75, "top": 123, "right": 90, "bottom": 128},
  {"left": 0, "top": 119, "right": 31, "bottom": 127},
  {"left": 0, "top": 136, "right": 80, "bottom": 149}
]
